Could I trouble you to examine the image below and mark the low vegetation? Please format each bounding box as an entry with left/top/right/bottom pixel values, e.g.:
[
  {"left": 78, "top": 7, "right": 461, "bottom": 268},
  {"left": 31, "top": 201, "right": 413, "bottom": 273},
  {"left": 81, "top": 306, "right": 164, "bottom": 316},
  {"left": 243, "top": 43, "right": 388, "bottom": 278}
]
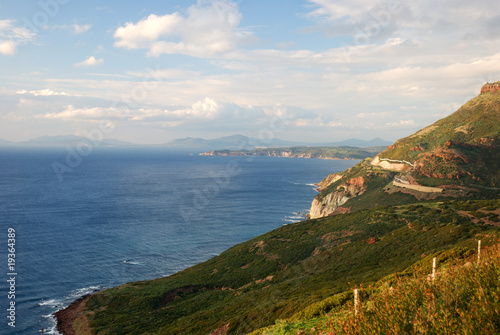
[
  {"left": 257, "top": 241, "right": 500, "bottom": 334},
  {"left": 83, "top": 200, "right": 500, "bottom": 334}
]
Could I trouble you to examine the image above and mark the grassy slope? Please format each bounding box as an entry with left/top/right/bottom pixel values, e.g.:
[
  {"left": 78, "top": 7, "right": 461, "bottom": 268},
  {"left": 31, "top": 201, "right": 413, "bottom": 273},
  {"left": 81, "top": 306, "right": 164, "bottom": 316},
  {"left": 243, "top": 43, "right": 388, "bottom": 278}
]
[
  {"left": 381, "top": 92, "right": 500, "bottom": 161},
  {"left": 379, "top": 92, "right": 500, "bottom": 186},
  {"left": 84, "top": 200, "right": 500, "bottom": 334},
  {"left": 258, "top": 239, "right": 500, "bottom": 335}
]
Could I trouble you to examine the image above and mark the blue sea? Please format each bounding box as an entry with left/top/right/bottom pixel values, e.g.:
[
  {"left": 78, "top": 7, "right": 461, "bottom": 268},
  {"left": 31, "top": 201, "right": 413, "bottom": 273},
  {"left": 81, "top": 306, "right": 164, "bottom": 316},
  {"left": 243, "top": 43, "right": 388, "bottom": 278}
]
[{"left": 0, "top": 147, "right": 357, "bottom": 334}]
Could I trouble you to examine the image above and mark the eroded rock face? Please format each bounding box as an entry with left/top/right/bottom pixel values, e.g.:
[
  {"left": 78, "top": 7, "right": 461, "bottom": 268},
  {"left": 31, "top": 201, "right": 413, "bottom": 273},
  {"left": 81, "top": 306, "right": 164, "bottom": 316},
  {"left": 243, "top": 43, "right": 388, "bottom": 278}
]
[
  {"left": 309, "top": 177, "right": 366, "bottom": 219},
  {"left": 481, "top": 82, "right": 500, "bottom": 94},
  {"left": 316, "top": 173, "right": 343, "bottom": 191}
]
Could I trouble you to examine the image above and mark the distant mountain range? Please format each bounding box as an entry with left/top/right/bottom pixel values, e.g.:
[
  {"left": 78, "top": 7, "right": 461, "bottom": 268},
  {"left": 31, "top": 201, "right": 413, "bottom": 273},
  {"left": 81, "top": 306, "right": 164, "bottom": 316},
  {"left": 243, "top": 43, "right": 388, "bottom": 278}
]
[{"left": 0, "top": 134, "right": 392, "bottom": 149}]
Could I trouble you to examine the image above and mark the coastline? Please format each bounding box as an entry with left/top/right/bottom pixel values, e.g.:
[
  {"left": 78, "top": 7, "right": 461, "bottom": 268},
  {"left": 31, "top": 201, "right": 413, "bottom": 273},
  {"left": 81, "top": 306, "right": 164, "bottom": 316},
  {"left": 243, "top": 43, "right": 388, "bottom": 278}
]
[
  {"left": 199, "top": 151, "right": 362, "bottom": 160},
  {"left": 54, "top": 295, "right": 92, "bottom": 335}
]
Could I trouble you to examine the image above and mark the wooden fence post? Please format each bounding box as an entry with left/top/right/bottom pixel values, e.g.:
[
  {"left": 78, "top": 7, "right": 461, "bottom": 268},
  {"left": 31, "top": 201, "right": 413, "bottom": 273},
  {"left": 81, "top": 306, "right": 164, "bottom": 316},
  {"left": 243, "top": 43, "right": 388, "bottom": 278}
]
[
  {"left": 477, "top": 240, "right": 481, "bottom": 265},
  {"left": 432, "top": 257, "right": 437, "bottom": 283},
  {"left": 354, "top": 289, "right": 360, "bottom": 316}
]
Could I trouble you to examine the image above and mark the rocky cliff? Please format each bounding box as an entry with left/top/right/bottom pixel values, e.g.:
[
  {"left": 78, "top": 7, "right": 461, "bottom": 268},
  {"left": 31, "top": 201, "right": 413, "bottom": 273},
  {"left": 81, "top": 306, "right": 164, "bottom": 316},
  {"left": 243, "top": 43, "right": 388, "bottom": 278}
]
[
  {"left": 309, "top": 176, "right": 366, "bottom": 219},
  {"left": 480, "top": 81, "right": 500, "bottom": 94}
]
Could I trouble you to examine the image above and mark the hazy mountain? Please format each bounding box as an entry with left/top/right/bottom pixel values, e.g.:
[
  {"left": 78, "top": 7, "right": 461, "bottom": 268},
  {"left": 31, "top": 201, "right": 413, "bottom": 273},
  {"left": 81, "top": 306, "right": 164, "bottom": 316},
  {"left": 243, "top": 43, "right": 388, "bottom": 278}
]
[
  {"left": 164, "top": 134, "right": 391, "bottom": 149},
  {"left": 164, "top": 134, "right": 298, "bottom": 149}
]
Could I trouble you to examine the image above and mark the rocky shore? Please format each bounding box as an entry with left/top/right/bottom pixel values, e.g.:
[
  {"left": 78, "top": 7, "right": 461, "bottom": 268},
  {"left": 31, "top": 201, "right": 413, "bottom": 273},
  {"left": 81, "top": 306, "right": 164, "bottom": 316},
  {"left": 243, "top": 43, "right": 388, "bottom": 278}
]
[{"left": 54, "top": 295, "right": 91, "bottom": 335}]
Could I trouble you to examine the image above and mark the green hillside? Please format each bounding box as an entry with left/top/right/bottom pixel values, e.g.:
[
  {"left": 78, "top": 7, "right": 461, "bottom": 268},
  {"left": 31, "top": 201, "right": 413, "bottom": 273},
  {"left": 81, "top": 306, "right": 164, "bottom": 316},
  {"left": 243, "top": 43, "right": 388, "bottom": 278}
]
[
  {"left": 252, "top": 239, "right": 500, "bottom": 335},
  {"left": 310, "top": 88, "right": 500, "bottom": 219},
  {"left": 57, "top": 84, "right": 500, "bottom": 335},
  {"left": 380, "top": 87, "right": 500, "bottom": 187},
  {"left": 68, "top": 200, "right": 499, "bottom": 334}
]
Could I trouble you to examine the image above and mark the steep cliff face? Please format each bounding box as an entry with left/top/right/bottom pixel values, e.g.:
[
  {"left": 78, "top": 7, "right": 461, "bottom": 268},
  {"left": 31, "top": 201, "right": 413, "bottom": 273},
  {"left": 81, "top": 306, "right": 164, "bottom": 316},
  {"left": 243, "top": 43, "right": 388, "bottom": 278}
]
[{"left": 309, "top": 176, "right": 366, "bottom": 219}]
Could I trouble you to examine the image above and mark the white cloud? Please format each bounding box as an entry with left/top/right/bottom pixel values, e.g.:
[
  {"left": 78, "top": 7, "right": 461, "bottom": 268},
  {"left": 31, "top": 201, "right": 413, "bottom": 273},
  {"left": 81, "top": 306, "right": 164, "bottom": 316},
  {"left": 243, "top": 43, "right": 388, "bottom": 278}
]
[
  {"left": 307, "top": 0, "right": 378, "bottom": 22},
  {"left": 39, "top": 98, "right": 279, "bottom": 130},
  {"left": 355, "top": 112, "right": 389, "bottom": 118},
  {"left": 49, "top": 23, "right": 92, "bottom": 34},
  {"left": 113, "top": 0, "right": 252, "bottom": 57},
  {"left": 0, "top": 40, "right": 15, "bottom": 55},
  {"left": 16, "top": 89, "right": 69, "bottom": 96},
  {"left": 0, "top": 19, "right": 35, "bottom": 55},
  {"left": 72, "top": 23, "right": 91, "bottom": 34},
  {"left": 43, "top": 105, "right": 116, "bottom": 119},
  {"left": 386, "top": 119, "right": 416, "bottom": 128},
  {"left": 75, "top": 56, "right": 104, "bottom": 67},
  {"left": 127, "top": 68, "right": 201, "bottom": 80},
  {"left": 306, "top": 0, "right": 500, "bottom": 46}
]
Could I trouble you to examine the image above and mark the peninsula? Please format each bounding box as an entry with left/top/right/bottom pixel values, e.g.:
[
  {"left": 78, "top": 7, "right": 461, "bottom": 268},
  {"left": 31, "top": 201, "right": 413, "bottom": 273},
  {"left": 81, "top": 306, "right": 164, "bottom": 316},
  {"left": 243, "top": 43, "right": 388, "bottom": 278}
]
[{"left": 200, "top": 146, "right": 386, "bottom": 160}]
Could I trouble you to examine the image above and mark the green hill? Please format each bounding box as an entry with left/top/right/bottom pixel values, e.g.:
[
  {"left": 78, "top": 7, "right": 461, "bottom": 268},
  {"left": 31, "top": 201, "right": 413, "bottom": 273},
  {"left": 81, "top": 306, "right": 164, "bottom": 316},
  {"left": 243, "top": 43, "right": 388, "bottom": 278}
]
[
  {"left": 56, "top": 83, "right": 500, "bottom": 335},
  {"left": 309, "top": 84, "right": 500, "bottom": 219},
  {"left": 380, "top": 85, "right": 500, "bottom": 187},
  {"left": 61, "top": 200, "right": 500, "bottom": 334}
]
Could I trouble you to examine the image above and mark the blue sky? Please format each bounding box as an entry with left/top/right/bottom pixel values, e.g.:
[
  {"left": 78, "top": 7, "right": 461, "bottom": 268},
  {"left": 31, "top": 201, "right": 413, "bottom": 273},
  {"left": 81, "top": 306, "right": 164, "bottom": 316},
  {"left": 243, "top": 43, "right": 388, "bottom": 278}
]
[{"left": 1, "top": 0, "right": 499, "bottom": 144}]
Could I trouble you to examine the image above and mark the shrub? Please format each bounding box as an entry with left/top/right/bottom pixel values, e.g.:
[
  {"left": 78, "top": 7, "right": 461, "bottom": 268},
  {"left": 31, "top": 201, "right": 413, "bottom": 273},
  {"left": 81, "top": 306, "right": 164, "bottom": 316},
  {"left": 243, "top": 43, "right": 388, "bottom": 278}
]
[{"left": 325, "top": 243, "right": 500, "bottom": 334}]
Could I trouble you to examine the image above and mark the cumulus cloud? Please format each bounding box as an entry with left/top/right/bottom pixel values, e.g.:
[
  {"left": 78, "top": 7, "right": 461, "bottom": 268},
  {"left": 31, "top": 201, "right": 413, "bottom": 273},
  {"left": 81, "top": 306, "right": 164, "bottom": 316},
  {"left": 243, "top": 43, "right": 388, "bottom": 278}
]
[
  {"left": 113, "top": 0, "right": 252, "bottom": 57},
  {"left": 0, "top": 19, "right": 35, "bottom": 55},
  {"left": 75, "top": 56, "right": 104, "bottom": 67},
  {"left": 41, "top": 98, "right": 238, "bottom": 122},
  {"left": 38, "top": 98, "right": 307, "bottom": 132}
]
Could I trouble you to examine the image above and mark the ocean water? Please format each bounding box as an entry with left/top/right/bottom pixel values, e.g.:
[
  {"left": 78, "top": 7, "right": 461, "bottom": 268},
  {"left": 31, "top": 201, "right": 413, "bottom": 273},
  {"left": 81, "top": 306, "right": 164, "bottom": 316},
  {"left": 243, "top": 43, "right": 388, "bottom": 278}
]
[{"left": 0, "top": 147, "right": 357, "bottom": 334}]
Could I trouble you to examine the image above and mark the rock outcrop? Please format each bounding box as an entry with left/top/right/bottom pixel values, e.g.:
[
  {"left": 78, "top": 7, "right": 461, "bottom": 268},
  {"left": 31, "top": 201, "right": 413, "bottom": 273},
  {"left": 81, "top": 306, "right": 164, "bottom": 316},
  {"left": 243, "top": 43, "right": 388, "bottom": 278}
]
[
  {"left": 315, "top": 173, "right": 342, "bottom": 191},
  {"left": 370, "top": 156, "right": 411, "bottom": 171},
  {"left": 309, "top": 177, "right": 366, "bottom": 219},
  {"left": 480, "top": 82, "right": 500, "bottom": 94}
]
